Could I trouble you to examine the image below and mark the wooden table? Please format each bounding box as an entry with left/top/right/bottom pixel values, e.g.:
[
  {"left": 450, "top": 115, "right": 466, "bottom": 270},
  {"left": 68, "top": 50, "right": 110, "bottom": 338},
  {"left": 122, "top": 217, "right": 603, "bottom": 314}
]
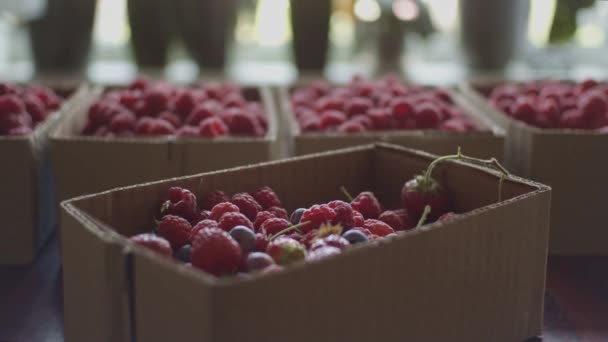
[{"left": 1, "top": 235, "right": 607, "bottom": 342}]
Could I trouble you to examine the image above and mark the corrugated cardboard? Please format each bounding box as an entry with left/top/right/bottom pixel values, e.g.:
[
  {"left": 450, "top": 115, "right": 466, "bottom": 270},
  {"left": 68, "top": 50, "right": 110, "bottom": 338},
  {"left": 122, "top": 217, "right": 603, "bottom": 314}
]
[
  {"left": 278, "top": 86, "right": 505, "bottom": 159},
  {"left": 50, "top": 86, "right": 279, "bottom": 204},
  {"left": 460, "top": 81, "right": 608, "bottom": 255},
  {"left": 0, "top": 85, "right": 86, "bottom": 264},
  {"left": 61, "top": 143, "right": 551, "bottom": 342}
]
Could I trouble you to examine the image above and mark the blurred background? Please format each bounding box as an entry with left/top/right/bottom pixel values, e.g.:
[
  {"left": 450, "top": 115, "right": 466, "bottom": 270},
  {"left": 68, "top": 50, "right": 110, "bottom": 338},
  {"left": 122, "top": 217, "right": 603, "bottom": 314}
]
[{"left": 0, "top": 0, "right": 607, "bottom": 85}]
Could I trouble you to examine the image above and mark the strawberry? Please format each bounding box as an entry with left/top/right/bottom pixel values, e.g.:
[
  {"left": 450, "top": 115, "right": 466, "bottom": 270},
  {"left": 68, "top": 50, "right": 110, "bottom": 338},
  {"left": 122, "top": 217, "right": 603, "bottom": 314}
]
[
  {"left": 401, "top": 175, "right": 450, "bottom": 220},
  {"left": 266, "top": 237, "right": 307, "bottom": 266},
  {"left": 157, "top": 215, "right": 193, "bottom": 249},
  {"left": 130, "top": 233, "right": 173, "bottom": 257},
  {"left": 191, "top": 228, "right": 241, "bottom": 276}
]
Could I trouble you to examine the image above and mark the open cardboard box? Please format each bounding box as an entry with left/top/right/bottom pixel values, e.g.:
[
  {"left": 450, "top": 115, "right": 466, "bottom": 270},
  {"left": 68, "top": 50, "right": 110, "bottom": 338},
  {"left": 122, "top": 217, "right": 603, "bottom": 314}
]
[
  {"left": 0, "top": 83, "right": 87, "bottom": 264},
  {"left": 460, "top": 80, "right": 608, "bottom": 255},
  {"left": 61, "top": 143, "right": 551, "bottom": 342},
  {"left": 278, "top": 85, "right": 505, "bottom": 159},
  {"left": 50, "top": 85, "right": 279, "bottom": 204}
]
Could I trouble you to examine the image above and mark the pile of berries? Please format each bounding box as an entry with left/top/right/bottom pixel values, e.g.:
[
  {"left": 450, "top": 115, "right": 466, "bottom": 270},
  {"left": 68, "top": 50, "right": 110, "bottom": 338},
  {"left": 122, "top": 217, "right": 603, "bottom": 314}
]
[
  {"left": 82, "top": 77, "right": 268, "bottom": 138},
  {"left": 0, "top": 82, "right": 63, "bottom": 136},
  {"left": 130, "top": 180, "right": 457, "bottom": 277},
  {"left": 489, "top": 79, "right": 608, "bottom": 131},
  {"left": 291, "top": 75, "right": 478, "bottom": 133}
]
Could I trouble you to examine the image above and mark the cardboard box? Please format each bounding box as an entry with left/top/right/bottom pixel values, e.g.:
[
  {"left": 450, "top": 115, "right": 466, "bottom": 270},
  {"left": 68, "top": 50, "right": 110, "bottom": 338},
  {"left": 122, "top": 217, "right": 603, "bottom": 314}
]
[
  {"left": 0, "top": 84, "right": 86, "bottom": 264},
  {"left": 61, "top": 143, "right": 551, "bottom": 342},
  {"left": 51, "top": 85, "right": 279, "bottom": 203},
  {"left": 460, "top": 81, "right": 608, "bottom": 255},
  {"left": 278, "top": 86, "right": 505, "bottom": 159}
]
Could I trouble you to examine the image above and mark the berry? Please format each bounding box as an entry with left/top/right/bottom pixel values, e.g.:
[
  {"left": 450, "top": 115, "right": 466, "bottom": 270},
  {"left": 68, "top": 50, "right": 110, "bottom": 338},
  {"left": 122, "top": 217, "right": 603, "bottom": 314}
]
[
  {"left": 391, "top": 97, "right": 414, "bottom": 120},
  {"left": 174, "top": 91, "right": 196, "bottom": 116},
  {"left": 337, "top": 120, "right": 366, "bottom": 133},
  {"left": 148, "top": 118, "right": 176, "bottom": 135},
  {"left": 254, "top": 211, "right": 276, "bottom": 231},
  {"left": 218, "top": 212, "right": 253, "bottom": 231},
  {"left": 300, "top": 204, "right": 337, "bottom": 233},
  {"left": 350, "top": 227, "right": 374, "bottom": 239},
  {"left": 351, "top": 192, "right": 382, "bottom": 219},
  {"left": 255, "top": 233, "right": 269, "bottom": 252},
  {"left": 252, "top": 186, "right": 282, "bottom": 209},
  {"left": 191, "top": 219, "right": 219, "bottom": 239},
  {"left": 306, "top": 246, "right": 341, "bottom": 262},
  {"left": 344, "top": 97, "right": 372, "bottom": 117},
  {"left": 368, "top": 108, "right": 395, "bottom": 130},
  {"left": 202, "top": 190, "right": 230, "bottom": 210},
  {"left": 210, "top": 202, "right": 240, "bottom": 221},
  {"left": 157, "top": 215, "right": 193, "bottom": 249},
  {"left": 143, "top": 88, "right": 169, "bottom": 114},
  {"left": 229, "top": 225, "right": 257, "bottom": 253},
  {"left": 109, "top": 111, "right": 136, "bottom": 133},
  {"left": 311, "top": 234, "right": 350, "bottom": 251},
  {"left": 330, "top": 201, "right": 354, "bottom": 230},
  {"left": 320, "top": 110, "right": 347, "bottom": 128},
  {"left": 227, "top": 109, "right": 262, "bottom": 136},
  {"left": 266, "top": 237, "right": 307, "bottom": 266},
  {"left": 401, "top": 175, "right": 450, "bottom": 220},
  {"left": 289, "top": 208, "right": 306, "bottom": 225},
  {"left": 0, "top": 95, "right": 25, "bottom": 115},
  {"left": 352, "top": 210, "right": 365, "bottom": 227},
  {"left": 379, "top": 209, "right": 416, "bottom": 231},
  {"left": 511, "top": 97, "right": 536, "bottom": 125},
  {"left": 267, "top": 206, "right": 288, "bottom": 220},
  {"left": 231, "top": 193, "right": 262, "bottom": 221},
  {"left": 246, "top": 252, "right": 275, "bottom": 272},
  {"left": 342, "top": 230, "right": 368, "bottom": 244},
  {"left": 260, "top": 218, "right": 291, "bottom": 236},
  {"left": 414, "top": 103, "right": 441, "bottom": 128},
  {"left": 157, "top": 111, "right": 181, "bottom": 128},
  {"left": 130, "top": 233, "right": 172, "bottom": 257},
  {"left": 191, "top": 228, "right": 241, "bottom": 276},
  {"left": 191, "top": 210, "right": 211, "bottom": 224},
  {"left": 176, "top": 125, "right": 200, "bottom": 137},
  {"left": 186, "top": 102, "right": 220, "bottom": 125},
  {"left": 559, "top": 109, "right": 586, "bottom": 129},
  {"left": 300, "top": 116, "right": 322, "bottom": 132},
  {"left": 199, "top": 117, "right": 228, "bottom": 137},
  {"left": 134, "top": 117, "right": 155, "bottom": 135},
  {"left": 161, "top": 187, "right": 198, "bottom": 220},
  {"left": 363, "top": 219, "right": 395, "bottom": 237},
  {"left": 175, "top": 245, "right": 192, "bottom": 262},
  {"left": 440, "top": 118, "right": 468, "bottom": 132}
]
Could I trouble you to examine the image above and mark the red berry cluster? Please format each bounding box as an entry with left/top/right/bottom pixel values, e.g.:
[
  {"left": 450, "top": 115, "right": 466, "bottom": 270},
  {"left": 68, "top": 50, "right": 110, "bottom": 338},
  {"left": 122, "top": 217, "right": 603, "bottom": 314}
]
[
  {"left": 291, "top": 75, "right": 478, "bottom": 133},
  {"left": 0, "top": 83, "right": 63, "bottom": 136},
  {"left": 489, "top": 79, "right": 608, "bottom": 131},
  {"left": 82, "top": 77, "right": 268, "bottom": 138}
]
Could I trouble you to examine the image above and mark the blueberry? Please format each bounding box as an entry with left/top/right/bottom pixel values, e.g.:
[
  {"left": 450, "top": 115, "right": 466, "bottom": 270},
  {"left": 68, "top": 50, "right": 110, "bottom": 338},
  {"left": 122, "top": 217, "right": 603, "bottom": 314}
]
[
  {"left": 229, "top": 225, "right": 256, "bottom": 253},
  {"left": 342, "top": 230, "right": 368, "bottom": 244},
  {"left": 290, "top": 208, "right": 306, "bottom": 225},
  {"left": 246, "top": 252, "right": 275, "bottom": 272},
  {"left": 176, "top": 245, "right": 192, "bottom": 262}
]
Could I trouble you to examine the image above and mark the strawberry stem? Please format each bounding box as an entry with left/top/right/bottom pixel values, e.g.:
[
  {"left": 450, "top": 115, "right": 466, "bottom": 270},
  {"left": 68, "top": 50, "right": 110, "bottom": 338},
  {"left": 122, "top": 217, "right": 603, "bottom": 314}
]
[
  {"left": 270, "top": 221, "right": 310, "bottom": 241},
  {"left": 340, "top": 186, "right": 354, "bottom": 202},
  {"left": 416, "top": 205, "right": 432, "bottom": 228}
]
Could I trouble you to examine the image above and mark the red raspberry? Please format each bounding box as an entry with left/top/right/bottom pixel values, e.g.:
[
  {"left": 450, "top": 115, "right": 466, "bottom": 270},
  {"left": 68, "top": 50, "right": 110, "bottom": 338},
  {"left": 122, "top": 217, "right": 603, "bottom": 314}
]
[
  {"left": 319, "top": 110, "right": 347, "bottom": 128},
  {"left": 222, "top": 93, "right": 246, "bottom": 108},
  {"left": 352, "top": 210, "right": 365, "bottom": 227},
  {"left": 210, "top": 202, "right": 240, "bottom": 221},
  {"left": 231, "top": 193, "right": 262, "bottom": 221},
  {"left": 390, "top": 97, "right": 414, "bottom": 120},
  {"left": 186, "top": 101, "right": 221, "bottom": 125},
  {"left": 191, "top": 219, "right": 219, "bottom": 239},
  {"left": 148, "top": 118, "right": 176, "bottom": 135},
  {"left": 300, "top": 204, "right": 337, "bottom": 233},
  {"left": 227, "top": 109, "right": 262, "bottom": 135},
  {"left": 300, "top": 116, "right": 322, "bottom": 132},
  {"left": 218, "top": 212, "right": 253, "bottom": 231},
  {"left": 535, "top": 100, "right": 560, "bottom": 128},
  {"left": 199, "top": 117, "right": 228, "bottom": 137},
  {"left": 574, "top": 79, "right": 598, "bottom": 95},
  {"left": 176, "top": 125, "right": 200, "bottom": 137},
  {"left": 158, "top": 111, "right": 181, "bottom": 128},
  {"left": 351, "top": 192, "right": 382, "bottom": 219},
  {"left": 23, "top": 94, "right": 46, "bottom": 123},
  {"left": 314, "top": 96, "right": 344, "bottom": 112},
  {"left": 143, "top": 87, "right": 169, "bottom": 114},
  {"left": 363, "top": 219, "right": 395, "bottom": 237},
  {"left": 344, "top": 97, "right": 373, "bottom": 117},
  {"left": 337, "top": 120, "right": 366, "bottom": 133},
  {"left": 0, "top": 94, "right": 25, "bottom": 115},
  {"left": 260, "top": 218, "right": 291, "bottom": 236},
  {"left": 130, "top": 233, "right": 172, "bottom": 257},
  {"left": 350, "top": 115, "right": 372, "bottom": 129},
  {"left": 109, "top": 111, "right": 136, "bottom": 133},
  {"left": 368, "top": 108, "right": 395, "bottom": 130},
  {"left": 174, "top": 91, "right": 196, "bottom": 116},
  {"left": 414, "top": 103, "right": 441, "bottom": 128},
  {"left": 254, "top": 211, "right": 276, "bottom": 231},
  {"left": 579, "top": 90, "right": 608, "bottom": 128},
  {"left": 134, "top": 117, "right": 155, "bottom": 135},
  {"left": 251, "top": 186, "right": 282, "bottom": 209},
  {"left": 434, "top": 88, "right": 453, "bottom": 104},
  {"left": 191, "top": 210, "right": 211, "bottom": 225},
  {"left": 328, "top": 200, "right": 354, "bottom": 230},
  {"left": 0, "top": 113, "right": 31, "bottom": 133},
  {"left": 511, "top": 97, "right": 536, "bottom": 125},
  {"left": 311, "top": 234, "right": 350, "bottom": 251},
  {"left": 559, "top": 109, "right": 586, "bottom": 129},
  {"left": 255, "top": 233, "right": 269, "bottom": 252},
  {"left": 157, "top": 215, "right": 193, "bottom": 249},
  {"left": 128, "top": 76, "right": 149, "bottom": 90},
  {"left": 266, "top": 237, "right": 306, "bottom": 266},
  {"left": 440, "top": 118, "right": 468, "bottom": 132},
  {"left": 161, "top": 187, "right": 198, "bottom": 220},
  {"left": 202, "top": 190, "right": 230, "bottom": 210},
  {"left": 267, "top": 206, "right": 288, "bottom": 220},
  {"left": 191, "top": 227, "right": 241, "bottom": 276},
  {"left": 118, "top": 90, "right": 140, "bottom": 110},
  {"left": 379, "top": 209, "right": 415, "bottom": 231}
]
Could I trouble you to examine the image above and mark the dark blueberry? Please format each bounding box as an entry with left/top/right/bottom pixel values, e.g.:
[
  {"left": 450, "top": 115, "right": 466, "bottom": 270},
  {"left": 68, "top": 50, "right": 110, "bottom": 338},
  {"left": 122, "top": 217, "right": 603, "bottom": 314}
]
[
  {"left": 289, "top": 208, "right": 306, "bottom": 225},
  {"left": 176, "top": 244, "right": 192, "bottom": 262},
  {"left": 229, "top": 225, "right": 256, "bottom": 253},
  {"left": 246, "top": 252, "right": 275, "bottom": 272},
  {"left": 342, "top": 230, "right": 368, "bottom": 244}
]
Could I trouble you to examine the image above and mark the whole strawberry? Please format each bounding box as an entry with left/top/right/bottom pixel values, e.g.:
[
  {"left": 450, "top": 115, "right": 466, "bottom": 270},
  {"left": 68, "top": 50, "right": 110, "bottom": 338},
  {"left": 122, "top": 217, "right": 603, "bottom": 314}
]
[
  {"left": 191, "top": 227, "right": 242, "bottom": 276},
  {"left": 401, "top": 175, "right": 450, "bottom": 220},
  {"left": 161, "top": 187, "right": 198, "bottom": 221},
  {"left": 157, "top": 215, "right": 193, "bottom": 249},
  {"left": 266, "top": 237, "right": 307, "bottom": 266},
  {"left": 130, "top": 233, "right": 173, "bottom": 257}
]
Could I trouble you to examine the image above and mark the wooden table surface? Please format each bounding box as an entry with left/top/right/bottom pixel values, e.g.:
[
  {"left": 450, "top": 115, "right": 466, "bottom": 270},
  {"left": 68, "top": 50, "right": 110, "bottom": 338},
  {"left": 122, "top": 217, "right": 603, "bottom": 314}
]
[{"left": 1, "top": 235, "right": 607, "bottom": 342}]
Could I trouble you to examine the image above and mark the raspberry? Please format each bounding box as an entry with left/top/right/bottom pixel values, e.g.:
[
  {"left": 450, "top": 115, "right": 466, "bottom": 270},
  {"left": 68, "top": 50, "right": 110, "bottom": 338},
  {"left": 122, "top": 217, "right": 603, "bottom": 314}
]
[
  {"left": 266, "top": 237, "right": 306, "bottom": 266},
  {"left": 251, "top": 186, "right": 282, "bottom": 209},
  {"left": 351, "top": 192, "right": 381, "bottom": 219},
  {"left": 199, "top": 117, "right": 228, "bottom": 137},
  {"left": 414, "top": 103, "right": 441, "bottom": 128},
  {"left": 559, "top": 109, "right": 586, "bottom": 129},
  {"left": 267, "top": 206, "right": 288, "bottom": 220},
  {"left": 379, "top": 209, "right": 415, "bottom": 231},
  {"left": 143, "top": 88, "right": 169, "bottom": 114},
  {"left": 191, "top": 210, "right": 211, "bottom": 225},
  {"left": 439, "top": 118, "right": 467, "bottom": 132},
  {"left": 344, "top": 97, "right": 372, "bottom": 117},
  {"left": 118, "top": 90, "right": 141, "bottom": 109},
  {"left": 186, "top": 101, "right": 220, "bottom": 125},
  {"left": 161, "top": 187, "right": 198, "bottom": 220},
  {"left": 434, "top": 88, "right": 453, "bottom": 104},
  {"left": 255, "top": 233, "right": 269, "bottom": 252},
  {"left": 218, "top": 212, "right": 253, "bottom": 231},
  {"left": 190, "top": 219, "right": 219, "bottom": 240},
  {"left": 327, "top": 200, "right": 354, "bottom": 230},
  {"left": 109, "top": 111, "right": 136, "bottom": 133},
  {"left": 222, "top": 93, "right": 246, "bottom": 108},
  {"left": 260, "top": 218, "right": 291, "bottom": 236},
  {"left": 23, "top": 94, "right": 46, "bottom": 123},
  {"left": 130, "top": 233, "right": 173, "bottom": 257},
  {"left": 579, "top": 90, "right": 608, "bottom": 128},
  {"left": 157, "top": 215, "right": 193, "bottom": 249},
  {"left": 320, "top": 110, "right": 347, "bottom": 128},
  {"left": 510, "top": 97, "right": 536, "bottom": 125},
  {"left": 227, "top": 109, "right": 262, "bottom": 135},
  {"left": 231, "top": 193, "right": 262, "bottom": 221},
  {"left": 128, "top": 76, "right": 149, "bottom": 90},
  {"left": 176, "top": 125, "right": 200, "bottom": 137},
  {"left": 191, "top": 227, "right": 241, "bottom": 276},
  {"left": 300, "top": 116, "right": 322, "bottom": 132},
  {"left": 337, "top": 120, "right": 366, "bottom": 133},
  {"left": 350, "top": 115, "right": 372, "bottom": 129},
  {"left": 368, "top": 108, "right": 395, "bottom": 130},
  {"left": 574, "top": 79, "right": 598, "bottom": 95},
  {"left": 300, "top": 204, "right": 337, "bottom": 233},
  {"left": 158, "top": 111, "right": 181, "bottom": 128},
  {"left": 352, "top": 210, "right": 365, "bottom": 227},
  {"left": 254, "top": 211, "right": 276, "bottom": 232},
  {"left": 390, "top": 97, "right": 414, "bottom": 120},
  {"left": 314, "top": 96, "right": 344, "bottom": 112},
  {"left": 174, "top": 91, "right": 196, "bottom": 116},
  {"left": 363, "top": 219, "right": 395, "bottom": 237},
  {"left": 202, "top": 190, "right": 230, "bottom": 210},
  {"left": 311, "top": 234, "right": 350, "bottom": 251},
  {"left": 148, "top": 118, "right": 176, "bottom": 135},
  {"left": 0, "top": 95, "right": 25, "bottom": 115},
  {"left": 210, "top": 202, "right": 240, "bottom": 221}
]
